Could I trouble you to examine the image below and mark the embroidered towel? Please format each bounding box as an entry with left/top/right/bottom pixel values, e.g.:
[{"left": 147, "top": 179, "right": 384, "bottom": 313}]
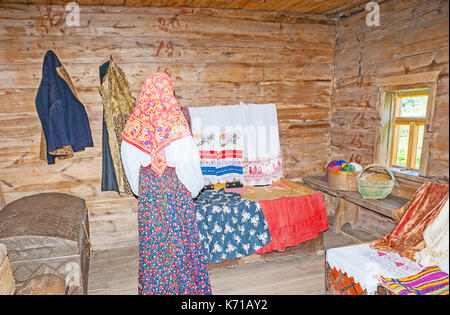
[
  {"left": 242, "top": 103, "right": 283, "bottom": 185},
  {"left": 189, "top": 104, "right": 244, "bottom": 184},
  {"left": 189, "top": 103, "right": 284, "bottom": 186}
]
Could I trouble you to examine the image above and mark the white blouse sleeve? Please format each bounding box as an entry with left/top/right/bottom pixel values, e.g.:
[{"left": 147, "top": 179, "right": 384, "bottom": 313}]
[
  {"left": 121, "top": 141, "right": 152, "bottom": 196},
  {"left": 165, "top": 136, "right": 204, "bottom": 198}
]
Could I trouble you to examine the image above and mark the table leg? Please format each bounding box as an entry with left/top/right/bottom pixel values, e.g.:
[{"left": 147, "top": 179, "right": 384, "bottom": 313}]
[{"left": 333, "top": 197, "right": 360, "bottom": 232}]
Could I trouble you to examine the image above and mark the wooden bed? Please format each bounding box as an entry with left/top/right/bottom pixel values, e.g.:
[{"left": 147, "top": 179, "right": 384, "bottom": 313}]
[{"left": 203, "top": 178, "right": 326, "bottom": 270}]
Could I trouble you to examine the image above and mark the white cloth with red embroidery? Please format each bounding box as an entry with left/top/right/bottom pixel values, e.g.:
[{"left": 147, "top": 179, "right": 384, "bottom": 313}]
[
  {"left": 188, "top": 102, "right": 283, "bottom": 186},
  {"left": 241, "top": 102, "right": 283, "bottom": 185},
  {"left": 326, "top": 244, "right": 425, "bottom": 295}
]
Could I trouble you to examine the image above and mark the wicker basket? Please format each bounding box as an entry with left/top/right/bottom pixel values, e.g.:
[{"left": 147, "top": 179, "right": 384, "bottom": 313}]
[
  {"left": 327, "top": 169, "right": 359, "bottom": 191},
  {"left": 357, "top": 164, "right": 395, "bottom": 199}
]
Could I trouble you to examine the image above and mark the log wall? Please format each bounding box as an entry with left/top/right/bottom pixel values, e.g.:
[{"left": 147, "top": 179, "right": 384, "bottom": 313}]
[
  {"left": 0, "top": 4, "right": 335, "bottom": 249},
  {"left": 331, "top": 0, "right": 449, "bottom": 196}
]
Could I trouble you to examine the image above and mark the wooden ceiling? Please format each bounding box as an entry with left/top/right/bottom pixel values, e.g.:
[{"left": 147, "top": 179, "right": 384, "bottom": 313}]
[{"left": 0, "top": 0, "right": 371, "bottom": 16}]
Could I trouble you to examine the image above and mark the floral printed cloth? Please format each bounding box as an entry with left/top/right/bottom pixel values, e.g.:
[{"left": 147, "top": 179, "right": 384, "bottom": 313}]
[
  {"left": 194, "top": 189, "right": 271, "bottom": 263},
  {"left": 138, "top": 166, "right": 211, "bottom": 295}
]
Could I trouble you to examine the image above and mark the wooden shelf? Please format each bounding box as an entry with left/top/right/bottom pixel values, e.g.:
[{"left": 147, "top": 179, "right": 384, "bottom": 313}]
[
  {"left": 303, "top": 176, "right": 409, "bottom": 234},
  {"left": 303, "top": 176, "right": 409, "bottom": 219}
]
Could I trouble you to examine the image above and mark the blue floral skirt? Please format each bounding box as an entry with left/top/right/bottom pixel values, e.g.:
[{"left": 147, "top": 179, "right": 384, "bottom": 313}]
[{"left": 137, "top": 166, "right": 212, "bottom": 295}]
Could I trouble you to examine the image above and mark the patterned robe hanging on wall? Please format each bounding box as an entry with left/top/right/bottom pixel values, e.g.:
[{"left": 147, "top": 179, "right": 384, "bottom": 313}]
[{"left": 99, "top": 58, "right": 135, "bottom": 195}]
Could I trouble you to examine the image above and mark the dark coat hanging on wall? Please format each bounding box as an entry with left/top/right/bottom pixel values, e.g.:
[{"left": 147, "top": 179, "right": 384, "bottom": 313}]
[{"left": 35, "top": 50, "right": 94, "bottom": 164}]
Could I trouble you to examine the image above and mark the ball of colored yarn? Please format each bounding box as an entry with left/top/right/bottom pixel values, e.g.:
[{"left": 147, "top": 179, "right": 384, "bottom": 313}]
[
  {"left": 323, "top": 160, "right": 338, "bottom": 179},
  {"left": 327, "top": 160, "right": 338, "bottom": 169},
  {"left": 330, "top": 165, "right": 342, "bottom": 171},
  {"left": 335, "top": 160, "right": 346, "bottom": 166},
  {"left": 341, "top": 163, "right": 347, "bottom": 168},
  {"left": 349, "top": 162, "right": 363, "bottom": 171},
  {"left": 342, "top": 164, "right": 356, "bottom": 172}
]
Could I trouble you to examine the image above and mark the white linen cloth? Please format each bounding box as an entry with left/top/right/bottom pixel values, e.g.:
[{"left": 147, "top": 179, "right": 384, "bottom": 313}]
[
  {"left": 326, "top": 244, "right": 425, "bottom": 295},
  {"left": 188, "top": 102, "right": 283, "bottom": 186},
  {"left": 189, "top": 104, "right": 245, "bottom": 185},
  {"left": 241, "top": 102, "right": 283, "bottom": 185},
  {"left": 121, "top": 136, "right": 204, "bottom": 198}
]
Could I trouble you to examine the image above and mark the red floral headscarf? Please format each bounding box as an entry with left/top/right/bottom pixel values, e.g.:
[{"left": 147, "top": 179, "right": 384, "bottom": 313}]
[{"left": 121, "top": 73, "right": 190, "bottom": 176}]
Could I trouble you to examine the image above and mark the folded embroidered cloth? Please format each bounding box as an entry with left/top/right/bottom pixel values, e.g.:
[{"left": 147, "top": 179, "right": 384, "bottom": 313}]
[{"left": 241, "top": 186, "right": 309, "bottom": 201}]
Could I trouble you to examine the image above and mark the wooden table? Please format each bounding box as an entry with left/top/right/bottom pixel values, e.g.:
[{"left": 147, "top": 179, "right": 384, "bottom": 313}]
[{"left": 303, "top": 176, "right": 409, "bottom": 232}]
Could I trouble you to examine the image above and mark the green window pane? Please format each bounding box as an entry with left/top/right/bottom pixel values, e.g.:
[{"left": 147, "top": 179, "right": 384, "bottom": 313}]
[
  {"left": 396, "top": 125, "right": 410, "bottom": 167},
  {"left": 415, "top": 125, "right": 425, "bottom": 168},
  {"left": 400, "top": 96, "right": 427, "bottom": 117}
]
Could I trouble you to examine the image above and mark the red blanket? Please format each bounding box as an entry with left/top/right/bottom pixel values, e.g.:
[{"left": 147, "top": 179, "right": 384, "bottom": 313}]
[{"left": 254, "top": 193, "right": 329, "bottom": 254}]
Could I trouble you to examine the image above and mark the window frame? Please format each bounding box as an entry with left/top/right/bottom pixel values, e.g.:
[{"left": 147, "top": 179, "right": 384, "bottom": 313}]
[
  {"left": 374, "top": 71, "right": 439, "bottom": 178},
  {"left": 389, "top": 91, "right": 427, "bottom": 171}
]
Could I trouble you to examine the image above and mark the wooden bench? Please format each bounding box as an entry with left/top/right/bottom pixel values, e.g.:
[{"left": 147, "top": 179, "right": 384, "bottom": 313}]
[{"left": 303, "top": 176, "right": 409, "bottom": 232}]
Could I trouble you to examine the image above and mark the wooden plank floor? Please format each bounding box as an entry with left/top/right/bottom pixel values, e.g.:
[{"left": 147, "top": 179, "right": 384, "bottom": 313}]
[{"left": 87, "top": 218, "right": 380, "bottom": 295}]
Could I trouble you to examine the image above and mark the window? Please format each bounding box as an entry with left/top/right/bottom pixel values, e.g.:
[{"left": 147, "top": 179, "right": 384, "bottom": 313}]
[
  {"left": 389, "top": 90, "right": 428, "bottom": 171},
  {"left": 374, "top": 71, "right": 439, "bottom": 177}
]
